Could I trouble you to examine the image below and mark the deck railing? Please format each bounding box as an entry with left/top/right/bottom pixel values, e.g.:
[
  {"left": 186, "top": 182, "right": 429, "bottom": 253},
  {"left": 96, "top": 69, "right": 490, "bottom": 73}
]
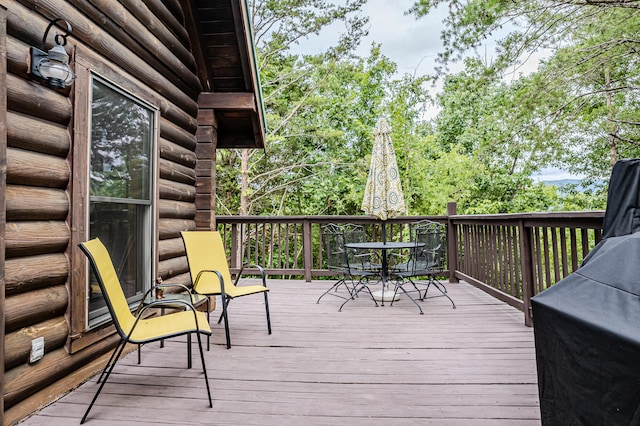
[{"left": 215, "top": 203, "right": 605, "bottom": 325}]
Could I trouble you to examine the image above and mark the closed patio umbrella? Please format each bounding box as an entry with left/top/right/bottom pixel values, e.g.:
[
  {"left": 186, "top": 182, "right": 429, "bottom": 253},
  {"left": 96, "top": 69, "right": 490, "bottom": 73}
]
[
  {"left": 362, "top": 117, "right": 407, "bottom": 302},
  {"left": 362, "top": 116, "right": 407, "bottom": 239}
]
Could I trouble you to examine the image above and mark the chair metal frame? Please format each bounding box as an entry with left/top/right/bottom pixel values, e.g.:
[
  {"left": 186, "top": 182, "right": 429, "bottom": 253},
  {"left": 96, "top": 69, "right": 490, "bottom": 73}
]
[
  {"left": 316, "top": 224, "right": 357, "bottom": 303},
  {"left": 338, "top": 224, "right": 381, "bottom": 311},
  {"left": 316, "top": 224, "right": 381, "bottom": 309},
  {"left": 78, "top": 238, "right": 212, "bottom": 424},
  {"left": 391, "top": 220, "right": 456, "bottom": 309},
  {"left": 181, "top": 231, "right": 271, "bottom": 349}
]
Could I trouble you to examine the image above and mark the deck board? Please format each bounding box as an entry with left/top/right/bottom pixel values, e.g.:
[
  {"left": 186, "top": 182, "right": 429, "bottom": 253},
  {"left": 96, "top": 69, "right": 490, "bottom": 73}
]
[{"left": 19, "top": 280, "right": 541, "bottom": 425}]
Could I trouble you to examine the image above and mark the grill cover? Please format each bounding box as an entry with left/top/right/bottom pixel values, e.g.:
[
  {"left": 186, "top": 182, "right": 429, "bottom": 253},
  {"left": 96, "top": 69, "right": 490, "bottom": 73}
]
[{"left": 532, "top": 159, "right": 640, "bottom": 425}]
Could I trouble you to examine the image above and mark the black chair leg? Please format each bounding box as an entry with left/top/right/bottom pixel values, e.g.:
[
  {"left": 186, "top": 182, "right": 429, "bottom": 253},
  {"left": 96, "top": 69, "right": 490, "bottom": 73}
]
[
  {"left": 339, "top": 278, "right": 378, "bottom": 311},
  {"left": 196, "top": 331, "right": 213, "bottom": 408},
  {"left": 392, "top": 282, "right": 424, "bottom": 314},
  {"left": 98, "top": 339, "right": 125, "bottom": 384},
  {"left": 217, "top": 296, "right": 232, "bottom": 349},
  {"left": 81, "top": 339, "right": 128, "bottom": 424},
  {"left": 421, "top": 278, "right": 456, "bottom": 309},
  {"left": 316, "top": 277, "right": 348, "bottom": 303},
  {"left": 264, "top": 292, "right": 272, "bottom": 335}
]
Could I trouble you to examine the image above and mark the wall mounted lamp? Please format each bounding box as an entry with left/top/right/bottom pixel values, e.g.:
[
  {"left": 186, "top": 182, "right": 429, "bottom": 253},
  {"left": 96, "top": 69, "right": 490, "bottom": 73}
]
[{"left": 29, "top": 18, "right": 75, "bottom": 89}]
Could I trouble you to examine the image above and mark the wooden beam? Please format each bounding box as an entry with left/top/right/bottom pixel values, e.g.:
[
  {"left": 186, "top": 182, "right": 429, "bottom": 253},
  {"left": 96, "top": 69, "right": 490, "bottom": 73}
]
[{"left": 198, "top": 92, "right": 256, "bottom": 111}]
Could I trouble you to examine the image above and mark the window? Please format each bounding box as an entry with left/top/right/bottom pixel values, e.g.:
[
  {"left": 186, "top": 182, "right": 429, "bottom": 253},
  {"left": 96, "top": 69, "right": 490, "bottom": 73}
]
[{"left": 87, "top": 77, "right": 156, "bottom": 325}]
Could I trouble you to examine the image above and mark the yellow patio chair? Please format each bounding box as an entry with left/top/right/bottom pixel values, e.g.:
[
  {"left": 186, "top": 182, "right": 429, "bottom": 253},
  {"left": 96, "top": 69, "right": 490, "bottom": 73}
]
[
  {"left": 78, "top": 238, "right": 212, "bottom": 424},
  {"left": 181, "top": 231, "right": 271, "bottom": 349}
]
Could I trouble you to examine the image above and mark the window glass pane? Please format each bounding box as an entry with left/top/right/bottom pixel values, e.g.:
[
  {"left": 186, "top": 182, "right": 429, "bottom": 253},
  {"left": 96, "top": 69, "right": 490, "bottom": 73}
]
[
  {"left": 88, "top": 202, "right": 148, "bottom": 315},
  {"left": 88, "top": 78, "right": 154, "bottom": 324},
  {"left": 90, "top": 80, "right": 151, "bottom": 200}
]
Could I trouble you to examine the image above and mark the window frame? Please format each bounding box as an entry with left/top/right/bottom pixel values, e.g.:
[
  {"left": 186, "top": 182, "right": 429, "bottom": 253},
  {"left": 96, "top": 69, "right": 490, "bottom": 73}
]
[
  {"left": 69, "top": 46, "right": 160, "bottom": 353},
  {"left": 86, "top": 76, "right": 157, "bottom": 326}
]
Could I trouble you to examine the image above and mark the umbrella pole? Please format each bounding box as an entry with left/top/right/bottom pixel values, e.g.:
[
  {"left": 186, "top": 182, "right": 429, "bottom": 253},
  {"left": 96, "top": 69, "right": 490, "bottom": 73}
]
[
  {"left": 381, "top": 221, "right": 387, "bottom": 304},
  {"left": 382, "top": 221, "right": 386, "bottom": 243}
]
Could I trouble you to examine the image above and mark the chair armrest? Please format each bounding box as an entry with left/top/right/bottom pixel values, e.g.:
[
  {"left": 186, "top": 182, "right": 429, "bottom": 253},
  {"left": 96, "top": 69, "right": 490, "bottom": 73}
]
[
  {"left": 136, "top": 283, "right": 200, "bottom": 315},
  {"left": 194, "top": 269, "right": 228, "bottom": 296},
  {"left": 236, "top": 263, "right": 267, "bottom": 287}
]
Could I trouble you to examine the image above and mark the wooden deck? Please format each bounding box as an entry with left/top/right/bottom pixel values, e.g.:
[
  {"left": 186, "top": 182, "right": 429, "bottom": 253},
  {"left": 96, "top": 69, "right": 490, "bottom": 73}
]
[{"left": 19, "top": 279, "right": 541, "bottom": 425}]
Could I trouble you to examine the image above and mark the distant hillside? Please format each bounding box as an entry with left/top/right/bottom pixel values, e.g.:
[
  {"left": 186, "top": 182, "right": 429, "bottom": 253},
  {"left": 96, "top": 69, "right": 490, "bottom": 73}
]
[
  {"left": 543, "top": 179, "right": 582, "bottom": 187},
  {"left": 542, "top": 179, "right": 605, "bottom": 192}
]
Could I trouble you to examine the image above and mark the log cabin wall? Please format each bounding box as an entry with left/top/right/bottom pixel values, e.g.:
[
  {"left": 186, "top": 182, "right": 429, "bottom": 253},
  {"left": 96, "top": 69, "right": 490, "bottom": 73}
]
[{"left": 0, "top": 0, "right": 217, "bottom": 423}]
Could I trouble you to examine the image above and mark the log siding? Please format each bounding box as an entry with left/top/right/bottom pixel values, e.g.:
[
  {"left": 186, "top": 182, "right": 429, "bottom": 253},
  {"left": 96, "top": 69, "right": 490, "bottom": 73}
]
[{"left": 0, "top": 0, "right": 261, "bottom": 423}]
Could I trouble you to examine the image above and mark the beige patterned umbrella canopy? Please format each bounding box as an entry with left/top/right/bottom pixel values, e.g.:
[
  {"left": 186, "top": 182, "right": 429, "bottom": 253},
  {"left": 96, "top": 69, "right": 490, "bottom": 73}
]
[{"left": 362, "top": 117, "right": 407, "bottom": 221}]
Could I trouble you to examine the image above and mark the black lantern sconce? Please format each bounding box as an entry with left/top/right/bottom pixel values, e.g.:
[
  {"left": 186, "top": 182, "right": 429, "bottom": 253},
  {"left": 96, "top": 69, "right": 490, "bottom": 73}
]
[{"left": 29, "top": 18, "right": 75, "bottom": 89}]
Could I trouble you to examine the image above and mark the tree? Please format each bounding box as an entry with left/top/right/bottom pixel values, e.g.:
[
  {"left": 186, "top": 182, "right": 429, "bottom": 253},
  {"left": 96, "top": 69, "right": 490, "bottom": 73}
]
[
  {"left": 409, "top": 0, "right": 640, "bottom": 183},
  {"left": 218, "top": 0, "right": 369, "bottom": 215}
]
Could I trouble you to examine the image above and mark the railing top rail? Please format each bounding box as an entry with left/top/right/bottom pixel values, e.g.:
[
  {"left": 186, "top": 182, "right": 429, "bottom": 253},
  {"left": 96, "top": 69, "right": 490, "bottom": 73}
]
[
  {"left": 449, "top": 210, "right": 604, "bottom": 228},
  {"left": 216, "top": 215, "right": 449, "bottom": 224}
]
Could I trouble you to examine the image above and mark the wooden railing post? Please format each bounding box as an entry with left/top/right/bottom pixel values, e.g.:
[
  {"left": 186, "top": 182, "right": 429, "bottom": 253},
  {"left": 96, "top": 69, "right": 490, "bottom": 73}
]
[
  {"left": 447, "top": 202, "right": 459, "bottom": 283},
  {"left": 519, "top": 220, "right": 535, "bottom": 327},
  {"left": 302, "top": 219, "right": 312, "bottom": 282}
]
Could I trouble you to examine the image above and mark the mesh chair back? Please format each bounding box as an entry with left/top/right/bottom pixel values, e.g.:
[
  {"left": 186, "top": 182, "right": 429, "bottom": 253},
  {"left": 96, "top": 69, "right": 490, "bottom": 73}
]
[
  {"left": 181, "top": 231, "right": 233, "bottom": 295},
  {"left": 79, "top": 238, "right": 138, "bottom": 338},
  {"left": 413, "top": 222, "right": 446, "bottom": 274},
  {"left": 342, "top": 224, "right": 376, "bottom": 272},
  {"left": 322, "top": 224, "right": 348, "bottom": 272}
]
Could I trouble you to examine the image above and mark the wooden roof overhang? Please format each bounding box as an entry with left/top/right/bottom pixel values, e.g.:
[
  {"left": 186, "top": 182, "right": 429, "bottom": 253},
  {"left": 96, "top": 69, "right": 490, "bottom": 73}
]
[{"left": 182, "top": 0, "right": 266, "bottom": 149}]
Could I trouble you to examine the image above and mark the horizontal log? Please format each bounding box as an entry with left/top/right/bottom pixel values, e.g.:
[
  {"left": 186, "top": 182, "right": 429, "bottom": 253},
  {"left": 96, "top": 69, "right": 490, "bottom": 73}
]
[
  {"left": 142, "top": 0, "right": 190, "bottom": 45},
  {"left": 158, "top": 236, "right": 185, "bottom": 260},
  {"left": 7, "top": 147, "right": 69, "bottom": 188},
  {"left": 6, "top": 33, "right": 196, "bottom": 138},
  {"left": 5, "top": 253, "right": 69, "bottom": 295},
  {"left": 198, "top": 92, "right": 256, "bottom": 111},
  {"left": 157, "top": 255, "right": 188, "bottom": 278},
  {"left": 6, "top": 73, "right": 72, "bottom": 126},
  {"left": 159, "top": 137, "right": 196, "bottom": 168},
  {"left": 3, "top": 335, "right": 120, "bottom": 411},
  {"left": 159, "top": 158, "right": 196, "bottom": 185},
  {"left": 5, "top": 285, "right": 68, "bottom": 333},
  {"left": 195, "top": 159, "right": 214, "bottom": 178},
  {"left": 2, "top": 334, "right": 130, "bottom": 424},
  {"left": 4, "top": 317, "right": 69, "bottom": 370},
  {"left": 159, "top": 178, "right": 196, "bottom": 202},
  {"left": 195, "top": 211, "right": 215, "bottom": 230},
  {"left": 160, "top": 117, "right": 197, "bottom": 151},
  {"left": 156, "top": 0, "right": 185, "bottom": 25},
  {"left": 195, "top": 176, "right": 213, "bottom": 194},
  {"left": 7, "top": 0, "right": 198, "bottom": 116},
  {"left": 6, "top": 185, "right": 68, "bottom": 221},
  {"left": 119, "top": 0, "right": 195, "bottom": 71},
  {"left": 195, "top": 193, "right": 214, "bottom": 211},
  {"left": 6, "top": 0, "right": 199, "bottom": 115},
  {"left": 77, "top": 0, "right": 200, "bottom": 95},
  {"left": 5, "top": 221, "right": 70, "bottom": 258},
  {"left": 7, "top": 110, "right": 70, "bottom": 157},
  {"left": 159, "top": 97, "right": 198, "bottom": 135},
  {"left": 160, "top": 271, "right": 191, "bottom": 289},
  {"left": 159, "top": 218, "right": 195, "bottom": 240},
  {"left": 158, "top": 199, "right": 196, "bottom": 220}
]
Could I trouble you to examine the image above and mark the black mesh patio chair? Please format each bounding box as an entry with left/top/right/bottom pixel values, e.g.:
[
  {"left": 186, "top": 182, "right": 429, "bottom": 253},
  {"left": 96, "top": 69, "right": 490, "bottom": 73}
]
[
  {"left": 317, "top": 224, "right": 380, "bottom": 309},
  {"left": 391, "top": 220, "right": 456, "bottom": 309},
  {"left": 317, "top": 224, "right": 355, "bottom": 303},
  {"left": 342, "top": 223, "right": 381, "bottom": 273}
]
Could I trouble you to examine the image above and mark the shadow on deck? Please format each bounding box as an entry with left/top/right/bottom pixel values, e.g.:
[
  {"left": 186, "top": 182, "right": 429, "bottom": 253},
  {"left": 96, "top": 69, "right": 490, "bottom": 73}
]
[{"left": 20, "top": 279, "right": 541, "bottom": 425}]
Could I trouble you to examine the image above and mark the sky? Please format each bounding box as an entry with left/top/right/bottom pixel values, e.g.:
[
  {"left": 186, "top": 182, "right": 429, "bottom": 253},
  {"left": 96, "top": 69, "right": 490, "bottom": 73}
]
[{"left": 291, "top": 0, "right": 450, "bottom": 77}]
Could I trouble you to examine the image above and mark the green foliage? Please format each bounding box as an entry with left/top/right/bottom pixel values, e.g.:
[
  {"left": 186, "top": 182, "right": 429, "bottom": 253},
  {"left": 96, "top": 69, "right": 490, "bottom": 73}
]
[{"left": 214, "top": 0, "right": 625, "bottom": 217}]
